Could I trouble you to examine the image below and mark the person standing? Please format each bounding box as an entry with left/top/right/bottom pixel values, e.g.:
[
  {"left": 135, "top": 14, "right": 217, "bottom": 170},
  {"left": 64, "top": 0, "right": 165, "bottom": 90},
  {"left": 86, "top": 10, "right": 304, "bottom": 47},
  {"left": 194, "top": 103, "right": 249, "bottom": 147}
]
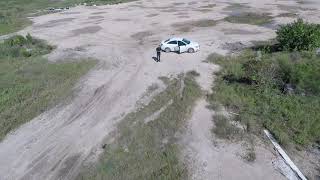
[{"left": 156, "top": 46, "right": 161, "bottom": 62}]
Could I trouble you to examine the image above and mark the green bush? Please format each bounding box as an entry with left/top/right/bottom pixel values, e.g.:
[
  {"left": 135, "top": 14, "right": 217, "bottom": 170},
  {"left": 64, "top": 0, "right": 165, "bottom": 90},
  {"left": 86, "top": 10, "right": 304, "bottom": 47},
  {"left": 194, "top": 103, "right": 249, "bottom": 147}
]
[
  {"left": 276, "top": 18, "right": 320, "bottom": 51},
  {"left": 5, "top": 35, "right": 27, "bottom": 46},
  {"left": 0, "top": 35, "right": 53, "bottom": 58}
]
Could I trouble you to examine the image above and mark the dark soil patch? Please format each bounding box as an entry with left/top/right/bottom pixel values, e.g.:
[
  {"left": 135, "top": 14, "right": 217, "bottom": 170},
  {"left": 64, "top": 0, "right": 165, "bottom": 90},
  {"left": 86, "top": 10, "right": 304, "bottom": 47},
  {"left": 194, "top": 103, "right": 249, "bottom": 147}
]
[
  {"left": 199, "top": 3, "right": 216, "bottom": 8},
  {"left": 146, "top": 13, "right": 159, "bottom": 17},
  {"left": 113, "top": 18, "right": 131, "bottom": 21},
  {"left": 131, "top": 31, "right": 153, "bottom": 44},
  {"left": 91, "top": 11, "right": 106, "bottom": 15},
  {"left": 188, "top": 1, "right": 197, "bottom": 5},
  {"left": 277, "top": 12, "right": 297, "bottom": 18},
  {"left": 194, "top": 8, "right": 213, "bottom": 13},
  {"left": 88, "top": 16, "right": 104, "bottom": 20},
  {"left": 172, "top": 2, "right": 185, "bottom": 6},
  {"left": 172, "top": 19, "right": 219, "bottom": 32},
  {"left": 178, "top": 15, "right": 190, "bottom": 19},
  {"left": 277, "top": 4, "right": 317, "bottom": 12},
  {"left": 223, "top": 29, "right": 261, "bottom": 35},
  {"left": 71, "top": 26, "right": 102, "bottom": 36},
  {"left": 223, "top": 3, "right": 251, "bottom": 12},
  {"left": 131, "top": 31, "right": 153, "bottom": 40},
  {"left": 35, "top": 18, "right": 75, "bottom": 28},
  {"left": 224, "top": 12, "right": 273, "bottom": 25},
  {"left": 60, "top": 12, "right": 81, "bottom": 15}
]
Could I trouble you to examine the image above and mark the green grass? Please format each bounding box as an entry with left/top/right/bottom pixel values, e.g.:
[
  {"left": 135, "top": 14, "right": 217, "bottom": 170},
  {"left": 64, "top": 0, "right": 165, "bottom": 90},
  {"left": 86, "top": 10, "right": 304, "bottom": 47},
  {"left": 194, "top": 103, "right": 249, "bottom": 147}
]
[
  {"left": 0, "top": 35, "right": 96, "bottom": 140},
  {"left": 78, "top": 72, "right": 202, "bottom": 180},
  {"left": 208, "top": 50, "right": 320, "bottom": 147},
  {"left": 0, "top": 0, "right": 135, "bottom": 35}
]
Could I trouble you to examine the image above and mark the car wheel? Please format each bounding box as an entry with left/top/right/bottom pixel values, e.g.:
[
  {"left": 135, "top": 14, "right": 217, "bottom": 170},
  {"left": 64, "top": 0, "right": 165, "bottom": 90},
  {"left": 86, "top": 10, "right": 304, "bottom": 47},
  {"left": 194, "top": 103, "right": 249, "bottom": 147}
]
[
  {"left": 188, "top": 48, "right": 195, "bottom": 53},
  {"left": 165, "top": 48, "right": 171, "bottom": 53}
]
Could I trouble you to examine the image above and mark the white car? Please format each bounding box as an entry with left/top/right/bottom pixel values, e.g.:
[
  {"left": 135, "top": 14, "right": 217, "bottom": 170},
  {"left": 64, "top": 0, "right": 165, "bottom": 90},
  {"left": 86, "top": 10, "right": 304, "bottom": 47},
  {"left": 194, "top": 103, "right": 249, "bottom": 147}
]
[{"left": 160, "top": 37, "right": 200, "bottom": 53}]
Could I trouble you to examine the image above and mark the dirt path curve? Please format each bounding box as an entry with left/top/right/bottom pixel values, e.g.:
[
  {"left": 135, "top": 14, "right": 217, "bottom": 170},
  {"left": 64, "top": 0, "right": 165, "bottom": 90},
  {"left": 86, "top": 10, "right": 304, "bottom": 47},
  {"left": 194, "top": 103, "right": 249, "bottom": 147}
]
[{"left": 1, "top": 0, "right": 319, "bottom": 179}]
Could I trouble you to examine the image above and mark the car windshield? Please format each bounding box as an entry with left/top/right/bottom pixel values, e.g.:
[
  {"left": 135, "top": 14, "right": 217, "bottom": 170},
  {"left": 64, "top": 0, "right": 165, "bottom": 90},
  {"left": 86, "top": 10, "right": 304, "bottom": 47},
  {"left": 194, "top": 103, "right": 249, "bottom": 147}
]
[
  {"left": 182, "top": 38, "right": 191, "bottom": 44},
  {"left": 164, "top": 39, "right": 170, "bottom": 43}
]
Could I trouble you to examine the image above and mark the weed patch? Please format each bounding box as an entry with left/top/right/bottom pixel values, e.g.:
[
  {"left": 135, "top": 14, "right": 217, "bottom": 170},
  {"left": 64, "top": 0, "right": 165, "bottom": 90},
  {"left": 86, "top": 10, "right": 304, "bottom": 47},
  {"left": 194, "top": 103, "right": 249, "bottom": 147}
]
[
  {"left": 224, "top": 12, "right": 273, "bottom": 26},
  {"left": 78, "top": 73, "right": 202, "bottom": 179},
  {"left": 0, "top": 34, "right": 53, "bottom": 58},
  {"left": 0, "top": 35, "right": 96, "bottom": 140},
  {"left": 208, "top": 50, "right": 320, "bottom": 146},
  {"left": 276, "top": 19, "right": 320, "bottom": 51}
]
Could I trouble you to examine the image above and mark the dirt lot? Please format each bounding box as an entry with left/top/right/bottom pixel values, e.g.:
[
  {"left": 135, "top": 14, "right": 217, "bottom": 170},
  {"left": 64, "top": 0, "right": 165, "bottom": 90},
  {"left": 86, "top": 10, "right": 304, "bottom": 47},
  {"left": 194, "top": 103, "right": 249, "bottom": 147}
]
[{"left": 0, "top": 0, "right": 320, "bottom": 179}]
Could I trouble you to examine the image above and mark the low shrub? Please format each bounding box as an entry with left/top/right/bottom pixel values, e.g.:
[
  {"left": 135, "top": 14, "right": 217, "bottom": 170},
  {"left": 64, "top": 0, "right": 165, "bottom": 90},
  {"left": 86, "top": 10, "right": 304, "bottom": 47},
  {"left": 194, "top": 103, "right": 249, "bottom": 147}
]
[
  {"left": 276, "top": 18, "right": 320, "bottom": 51},
  {"left": 0, "top": 34, "right": 53, "bottom": 58}
]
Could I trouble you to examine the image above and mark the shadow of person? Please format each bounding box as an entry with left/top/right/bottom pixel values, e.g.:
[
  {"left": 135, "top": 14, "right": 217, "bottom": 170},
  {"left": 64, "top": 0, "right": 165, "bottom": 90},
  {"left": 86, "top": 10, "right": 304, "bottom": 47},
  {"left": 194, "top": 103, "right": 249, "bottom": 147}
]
[{"left": 152, "top": 57, "right": 159, "bottom": 62}]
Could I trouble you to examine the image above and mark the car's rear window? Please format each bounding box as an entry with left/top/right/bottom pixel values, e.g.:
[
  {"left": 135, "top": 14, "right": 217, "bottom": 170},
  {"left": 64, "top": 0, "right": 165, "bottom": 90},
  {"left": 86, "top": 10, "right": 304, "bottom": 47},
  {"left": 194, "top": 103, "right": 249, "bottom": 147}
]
[{"left": 182, "top": 38, "right": 190, "bottom": 44}]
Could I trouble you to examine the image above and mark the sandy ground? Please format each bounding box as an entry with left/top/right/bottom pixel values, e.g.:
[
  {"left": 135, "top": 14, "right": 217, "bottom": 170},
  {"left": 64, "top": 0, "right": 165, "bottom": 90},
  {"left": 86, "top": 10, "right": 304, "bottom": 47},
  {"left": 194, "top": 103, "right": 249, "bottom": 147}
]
[
  {"left": 0, "top": 0, "right": 320, "bottom": 179},
  {"left": 181, "top": 99, "right": 286, "bottom": 180}
]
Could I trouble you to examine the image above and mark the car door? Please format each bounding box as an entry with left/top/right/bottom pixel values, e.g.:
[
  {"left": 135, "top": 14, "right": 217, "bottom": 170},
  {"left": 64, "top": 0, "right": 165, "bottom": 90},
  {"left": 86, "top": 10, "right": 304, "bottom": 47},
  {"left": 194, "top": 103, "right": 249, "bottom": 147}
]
[
  {"left": 167, "top": 40, "right": 178, "bottom": 51},
  {"left": 178, "top": 41, "right": 187, "bottom": 53}
]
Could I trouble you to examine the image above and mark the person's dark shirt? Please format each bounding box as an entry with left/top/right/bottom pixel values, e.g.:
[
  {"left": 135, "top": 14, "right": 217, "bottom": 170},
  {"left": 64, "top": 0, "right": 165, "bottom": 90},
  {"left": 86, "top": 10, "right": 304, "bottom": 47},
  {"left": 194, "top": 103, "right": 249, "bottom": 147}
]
[{"left": 156, "top": 47, "right": 161, "bottom": 52}]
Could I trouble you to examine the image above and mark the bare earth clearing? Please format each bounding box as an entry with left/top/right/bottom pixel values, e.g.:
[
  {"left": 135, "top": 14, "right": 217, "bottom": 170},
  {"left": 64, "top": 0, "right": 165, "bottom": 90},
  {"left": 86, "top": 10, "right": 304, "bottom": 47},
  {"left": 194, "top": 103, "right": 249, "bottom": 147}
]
[{"left": 0, "top": 0, "right": 320, "bottom": 179}]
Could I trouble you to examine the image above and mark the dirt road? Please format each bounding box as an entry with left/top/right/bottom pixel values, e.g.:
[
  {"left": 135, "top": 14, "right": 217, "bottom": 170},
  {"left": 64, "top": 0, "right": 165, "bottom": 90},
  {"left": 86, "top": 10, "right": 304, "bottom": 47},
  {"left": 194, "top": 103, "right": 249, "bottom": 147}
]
[{"left": 0, "top": 0, "right": 319, "bottom": 179}]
